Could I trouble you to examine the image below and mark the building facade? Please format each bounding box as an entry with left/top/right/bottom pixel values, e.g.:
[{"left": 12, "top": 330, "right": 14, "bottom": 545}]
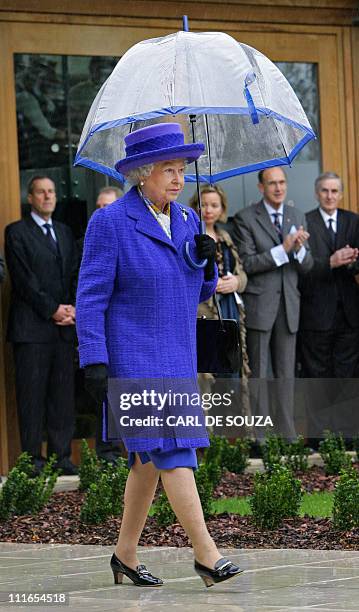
[{"left": 0, "top": 0, "right": 358, "bottom": 472}]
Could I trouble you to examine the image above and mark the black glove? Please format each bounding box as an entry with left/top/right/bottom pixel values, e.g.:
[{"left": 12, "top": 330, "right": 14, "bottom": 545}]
[
  {"left": 84, "top": 363, "right": 108, "bottom": 404},
  {"left": 194, "top": 234, "right": 216, "bottom": 280}
]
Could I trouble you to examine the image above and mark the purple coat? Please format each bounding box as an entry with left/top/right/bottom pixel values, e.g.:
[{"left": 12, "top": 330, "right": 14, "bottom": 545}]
[{"left": 76, "top": 186, "right": 217, "bottom": 450}]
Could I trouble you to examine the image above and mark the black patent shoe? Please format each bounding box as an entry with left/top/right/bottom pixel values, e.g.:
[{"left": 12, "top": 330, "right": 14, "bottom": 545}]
[
  {"left": 194, "top": 557, "right": 243, "bottom": 587},
  {"left": 110, "top": 553, "right": 163, "bottom": 587}
]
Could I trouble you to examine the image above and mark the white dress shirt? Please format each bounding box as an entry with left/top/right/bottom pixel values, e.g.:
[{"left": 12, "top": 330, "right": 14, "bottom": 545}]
[
  {"left": 263, "top": 200, "right": 306, "bottom": 267},
  {"left": 31, "top": 211, "right": 57, "bottom": 242},
  {"left": 319, "top": 207, "right": 337, "bottom": 233}
]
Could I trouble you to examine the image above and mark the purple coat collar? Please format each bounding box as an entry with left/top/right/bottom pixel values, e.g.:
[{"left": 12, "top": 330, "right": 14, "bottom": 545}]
[{"left": 124, "top": 186, "right": 192, "bottom": 253}]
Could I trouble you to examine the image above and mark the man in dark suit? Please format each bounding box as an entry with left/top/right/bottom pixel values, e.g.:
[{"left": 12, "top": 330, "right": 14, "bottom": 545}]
[
  {"left": 298, "top": 172, "right": 359, "bottom": 441},
  {"left": 5, "top": 176, "right": 78, "bottom": 475},
  {"left": 232, "top": 167, "right": 313, "bottom": 441},
  {"left": 76, "top": 185, "right": 123, "bottom": 464}
]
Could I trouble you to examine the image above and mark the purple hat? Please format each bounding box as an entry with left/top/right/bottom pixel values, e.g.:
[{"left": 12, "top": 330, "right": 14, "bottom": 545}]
[{"left": 115, "top": 123, "right": 204, "bottom": 175}]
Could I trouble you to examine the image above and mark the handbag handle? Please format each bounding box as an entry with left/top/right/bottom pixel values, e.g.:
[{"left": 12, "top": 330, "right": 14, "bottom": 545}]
[{"left": 213, "top": 293, "right": 225, "bottom": 332}]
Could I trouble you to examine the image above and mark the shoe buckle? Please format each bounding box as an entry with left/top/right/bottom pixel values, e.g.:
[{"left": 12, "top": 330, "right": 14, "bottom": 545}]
[{"left": 217, "top": 560, "right": 232, "bottom": 574}]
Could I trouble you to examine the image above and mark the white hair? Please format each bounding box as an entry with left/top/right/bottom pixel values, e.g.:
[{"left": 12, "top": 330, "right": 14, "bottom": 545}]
[
  {"left": 124, "top": 164, "right": 154, "bottom": 186},
  {"left": 315, "top": 172, "right": 344, "bottom": 193}
]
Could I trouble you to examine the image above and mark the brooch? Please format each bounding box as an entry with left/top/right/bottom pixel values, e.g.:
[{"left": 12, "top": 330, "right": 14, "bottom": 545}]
[{"left": 179, "top": 206, "right": 189, "bottom": 222}]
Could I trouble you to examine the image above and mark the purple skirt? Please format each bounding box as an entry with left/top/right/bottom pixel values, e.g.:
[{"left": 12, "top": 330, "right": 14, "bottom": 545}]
[{"left": 128, "top": 447, "right": 198, "bottom": 470}]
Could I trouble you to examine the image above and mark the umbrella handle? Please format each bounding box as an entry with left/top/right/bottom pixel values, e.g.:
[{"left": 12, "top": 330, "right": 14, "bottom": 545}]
[{"left": 184, "top": 220, "right": 208, "bottom": 270}]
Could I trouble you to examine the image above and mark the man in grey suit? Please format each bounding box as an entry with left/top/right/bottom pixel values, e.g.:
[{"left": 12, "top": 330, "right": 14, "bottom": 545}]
[{"left": 232, "top": 167, "right": 313, "bottom": 441}]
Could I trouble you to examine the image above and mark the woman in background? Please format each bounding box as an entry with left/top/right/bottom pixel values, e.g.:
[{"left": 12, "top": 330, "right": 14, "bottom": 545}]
[{"left": 190, "top": 184, "right": 250, "bottom": 382}]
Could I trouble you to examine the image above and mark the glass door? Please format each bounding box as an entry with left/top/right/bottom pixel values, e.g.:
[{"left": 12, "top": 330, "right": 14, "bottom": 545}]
[
  {"left": 180, "top": 60, "right": 322, "bottom": 216},
  {"left": 14, "top": 53, "right": 121, "bottom": 237}
]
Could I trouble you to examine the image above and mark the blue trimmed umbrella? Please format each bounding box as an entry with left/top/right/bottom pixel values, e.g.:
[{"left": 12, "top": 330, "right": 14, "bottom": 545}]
[
  {"left": 74, "top": 28, "right": 315, "bottom": 267},
  {"left": 74, "top": 29, "right": 315, "bottom": 185}
]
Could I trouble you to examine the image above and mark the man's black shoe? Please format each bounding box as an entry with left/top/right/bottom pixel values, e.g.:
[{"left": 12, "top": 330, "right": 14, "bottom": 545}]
[
  {"left": 54, "top": 458, "right": 78, "bottom": 476},
  {"left": 249, "top": 441, "right": 263, "bottom": 459},
  {"left": 31, "top": 457, "right": 46, "bottom": 477},
  {"left": 97, "top": 452, "right": 122, "bottom": 465}
]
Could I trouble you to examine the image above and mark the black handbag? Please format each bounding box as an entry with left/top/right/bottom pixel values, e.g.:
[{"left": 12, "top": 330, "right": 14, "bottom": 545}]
[{"left": 196, "top": 294, "right": 242, "bottom": 374}]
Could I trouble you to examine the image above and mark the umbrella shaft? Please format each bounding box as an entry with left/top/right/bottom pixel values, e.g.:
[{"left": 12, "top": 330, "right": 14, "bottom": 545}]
[{"left": 190, "top": 114, "right": 204, "bottom": 233}]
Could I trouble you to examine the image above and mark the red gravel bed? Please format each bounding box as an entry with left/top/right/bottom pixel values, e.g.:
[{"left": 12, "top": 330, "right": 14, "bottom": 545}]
[
  {"left": 213, "top": 465, "right": 351, "bottom": 498},
  {"left": 0, "top": 466, "right": 358, "bottom": 550}
]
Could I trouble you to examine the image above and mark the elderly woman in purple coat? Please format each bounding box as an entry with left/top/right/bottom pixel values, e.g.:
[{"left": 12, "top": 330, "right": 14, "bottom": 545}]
[{"left": 76, "top": 123, "right": 243, "bottom": 588}]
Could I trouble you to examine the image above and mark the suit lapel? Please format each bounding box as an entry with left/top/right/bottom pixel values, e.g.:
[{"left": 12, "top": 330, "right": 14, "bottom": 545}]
[
  {"left": 282, "top": 205, "right": 294, "bottom": 238},
  {"left": 25, "top": 215, "right": 59, "bottom": 257},
  {"left": 53, "top": 221, "right": 66, "bottom": 272},
  {"left": 312, "top": 208, "right": 333, "bottom": 251},
  {"left": 335, "top": 209, "right": 347, "bottom": 249},
  {"left": 255, "top": 200, "right": 281, "bottom": 244}
]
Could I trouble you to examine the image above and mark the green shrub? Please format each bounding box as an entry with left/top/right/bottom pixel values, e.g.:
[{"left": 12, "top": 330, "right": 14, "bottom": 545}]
[
  {"left": 333, "top": 466, "right": 359, "bottom": 530},
  {"left": 203, "top": 433, "right": 224, "bottom": 466},
  {"left": 204, "top": 460, "right": 222, "bottom": 488},
  {"left": 250, "top": 465, "right": 302, "bottom": 530},
  {"left": 284, "top": 436, "right": 310, "bottom": 472},
  {"left": 152, "top": 463, "right": 215, "bottom": 526},
  {"left": 195, "top": 463, "right": 214, "bottom": 520},
  {"left": 78, "top": 439, "right": 101, "bottom": 491},
  {"left": 221, "top": 438, "right": 250, "bottom": 474},
  {"left": 0, "top": 453, "right": 59, "bottom": 520},
  {"left": 352, "top": 436, "right": 359, "bottom": 463},
  {"left": 80, "top": 458, "right": 129, "bottom": 524},
  {"left": 203, "top": 434, "right": 224, "bottom": 486},
  {"left": 319, "top": 431, "right": 351, "bottom": 475},
  {"left": 220, "top": 436, "right": 231, "bottom": 467},
  {"left": 262, "top": 434, "right": 287, "bottom": 472},
  {"left": 106, "top": 459, "right": 129, "bottom": 516},
  {"left": 80, "top": 474, "right": 113, "bottom": 524},
  {"left": 153, "top": 491, "right": 176, "bottom": 526},
  {"left": 203, "top": 434, "right": 251, "bottom": 479}
]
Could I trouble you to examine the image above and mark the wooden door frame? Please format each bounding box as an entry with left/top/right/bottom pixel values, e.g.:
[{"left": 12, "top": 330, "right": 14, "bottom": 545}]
[{"left": 0, "top": 16, "right": 356, "bottom": 473}]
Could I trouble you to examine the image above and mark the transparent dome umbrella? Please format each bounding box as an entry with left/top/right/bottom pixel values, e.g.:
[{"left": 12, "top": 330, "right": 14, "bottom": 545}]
[
  {"left": 74, "top": 29, "right": 315, "bottom": 184},
  {"left": 74, "top": 28, "right": 315, "bottom": 267}
]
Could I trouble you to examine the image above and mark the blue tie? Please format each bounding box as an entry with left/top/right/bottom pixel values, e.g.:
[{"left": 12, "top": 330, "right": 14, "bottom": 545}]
[{"left": 43, "top": 223, "right": 58, "bottom": 255}]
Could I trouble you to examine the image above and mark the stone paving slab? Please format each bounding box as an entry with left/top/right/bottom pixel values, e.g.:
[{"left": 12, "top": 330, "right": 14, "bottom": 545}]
[{"left": 0, "top": 544, "right": 358, "bottom": 611}]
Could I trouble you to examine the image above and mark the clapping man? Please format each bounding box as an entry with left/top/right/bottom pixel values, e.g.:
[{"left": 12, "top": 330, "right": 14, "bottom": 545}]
[
  {"left": 232, "top": 167, "right": 313, "bottom": 442},
  {"left": 298, "top": 172, "right": 359, "bottom": 443}
]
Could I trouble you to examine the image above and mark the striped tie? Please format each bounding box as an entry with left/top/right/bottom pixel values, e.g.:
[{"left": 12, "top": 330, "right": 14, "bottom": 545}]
[{"left": 272, "top": 213, "right": 283, "bottom": 242}]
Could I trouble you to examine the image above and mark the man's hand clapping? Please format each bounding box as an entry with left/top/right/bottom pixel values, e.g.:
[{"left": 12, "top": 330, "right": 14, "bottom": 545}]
[
  {"left": 330, "top": 245, "right": 359, "bottom": 268},
  {"left": 283, "top": 226, "right": 309, "bottom": 254},
  {"left": 293, "top": 226, "right": 310, "bottom": 252}
]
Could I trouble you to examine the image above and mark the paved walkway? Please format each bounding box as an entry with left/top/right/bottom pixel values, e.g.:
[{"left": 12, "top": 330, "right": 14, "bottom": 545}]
[
  {"left": 1, "top": 455, "right": 358, "bottom": 610},
  {"left": 0, "top": 544, "right": 358, "bottom": 611}
]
